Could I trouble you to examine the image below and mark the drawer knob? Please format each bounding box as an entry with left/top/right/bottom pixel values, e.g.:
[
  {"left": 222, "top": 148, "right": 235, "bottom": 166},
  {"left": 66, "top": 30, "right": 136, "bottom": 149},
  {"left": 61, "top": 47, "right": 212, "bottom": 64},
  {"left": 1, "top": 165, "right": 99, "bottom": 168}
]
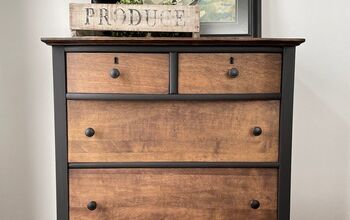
[
  {"left": 250, "top": 200, "right": 260, "bottom": 209},
  {"left": 252, "top": 127, "right": 262, "bottom": 136},
  {"left": 85, "top": 128, "right": 95, "bottom": 137},
  {"left": 110, "top": 68, "right": 121, "bottom": 78},
  {"left": 87, "top": 201, "right": 97, "bottom": 211},
  {"left": 228, "top": 68, "right": 239, "bottom": 78}
]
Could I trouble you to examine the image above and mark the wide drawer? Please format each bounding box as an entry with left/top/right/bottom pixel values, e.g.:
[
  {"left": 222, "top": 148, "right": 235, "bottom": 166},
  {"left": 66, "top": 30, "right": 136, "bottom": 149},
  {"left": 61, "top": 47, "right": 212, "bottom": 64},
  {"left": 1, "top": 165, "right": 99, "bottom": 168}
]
[
  {"left": 178, "top": 53, "right": 282, "bottom": 94},
  {"left": 69, "top": 168, "right": 277, "bottom": 220},
  {"left": 67, "top": 53, "right": 169, "bottom": 94},
  {"left": 68, "top": 100, "right": 279, "bottom": 162}
]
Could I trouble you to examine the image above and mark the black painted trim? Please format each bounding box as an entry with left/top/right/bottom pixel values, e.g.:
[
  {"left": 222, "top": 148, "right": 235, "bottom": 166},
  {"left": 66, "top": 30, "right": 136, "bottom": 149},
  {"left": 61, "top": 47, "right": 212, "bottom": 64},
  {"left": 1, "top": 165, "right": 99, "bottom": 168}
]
[
  {"left": 252, "top": 0, "right": 262, "bottom": 37},
  {"left": 69, "top": 162, "right": 279, "bottom": 169},
  {"left": 64, "top": 46, "right": 283, "bottom": 53},
  {"left": 52, "top": 46, "right": 69, "bottom": 220},
  {"left": 169, "top": 52, "right": 178, "bottom": 94},
  {"left": 278, "top": 47, "right": 296, "bottom": 220},
  {"left": 66, "top": 93, "right": 281, "bottom": 101}
]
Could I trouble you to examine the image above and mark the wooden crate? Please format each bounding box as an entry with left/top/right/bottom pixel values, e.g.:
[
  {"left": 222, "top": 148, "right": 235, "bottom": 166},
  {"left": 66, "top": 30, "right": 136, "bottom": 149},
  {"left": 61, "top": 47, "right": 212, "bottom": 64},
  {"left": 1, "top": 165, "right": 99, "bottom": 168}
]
[{"left": 70, "top": 3, "right": 200, "bottom": 37}]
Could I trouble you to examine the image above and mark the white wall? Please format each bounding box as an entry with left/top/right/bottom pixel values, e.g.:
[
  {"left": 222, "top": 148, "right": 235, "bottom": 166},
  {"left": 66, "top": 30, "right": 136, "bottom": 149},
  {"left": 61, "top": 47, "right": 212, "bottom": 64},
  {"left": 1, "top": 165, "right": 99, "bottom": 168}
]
[
  {"left": 263, "top": 1, "right": 350, "bottom": 219},
  {"left": 0, "top": 0, "right": 349, "bottom": 219}
]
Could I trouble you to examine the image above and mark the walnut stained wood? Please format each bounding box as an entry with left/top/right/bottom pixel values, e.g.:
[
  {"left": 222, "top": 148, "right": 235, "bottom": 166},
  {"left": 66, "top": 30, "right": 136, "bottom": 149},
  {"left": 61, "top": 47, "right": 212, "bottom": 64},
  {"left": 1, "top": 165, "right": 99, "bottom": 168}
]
[
  {"left": 41, "top": 37, "right": 306, "bottom": 46},
  {"left": 179, "top": 53, "right": 282, "bottom": 94},
  {"left": 69, "top": 168, "right": 277, "bottom": 220},
  {"left": 67, "top": 53, "right": 169, "bottom": 93},
  {"left": 68, "top": 100, "right": 279, "bottom": 162}
]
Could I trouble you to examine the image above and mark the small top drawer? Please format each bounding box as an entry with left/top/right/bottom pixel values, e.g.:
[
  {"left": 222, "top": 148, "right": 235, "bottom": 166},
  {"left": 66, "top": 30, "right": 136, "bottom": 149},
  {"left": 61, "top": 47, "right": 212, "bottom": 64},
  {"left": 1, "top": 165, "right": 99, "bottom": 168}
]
[
  {"left": 67, "top": 53, "right": 169, "bottom": 94},
  {"left": 179, "top": 53, "right": 282, "bottom": 94}
]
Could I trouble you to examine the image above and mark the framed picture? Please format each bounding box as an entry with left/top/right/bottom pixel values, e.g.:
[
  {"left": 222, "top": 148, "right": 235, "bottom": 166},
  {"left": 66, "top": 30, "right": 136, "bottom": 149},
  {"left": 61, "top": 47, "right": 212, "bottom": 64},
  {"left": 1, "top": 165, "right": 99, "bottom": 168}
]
[
  {"left": 143, "top": 0, "right": 261, "bottom": 37},
  {"left": 200, "top": 0, "right": 261, "bottom": 37}
]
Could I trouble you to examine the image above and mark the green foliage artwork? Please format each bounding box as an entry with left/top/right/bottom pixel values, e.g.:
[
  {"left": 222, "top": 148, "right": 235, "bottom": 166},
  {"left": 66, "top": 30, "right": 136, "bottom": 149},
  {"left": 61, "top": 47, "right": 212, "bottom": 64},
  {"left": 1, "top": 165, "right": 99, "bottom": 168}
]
[{"left": 200, "top": 0, "right": 236, "bottom": 22}]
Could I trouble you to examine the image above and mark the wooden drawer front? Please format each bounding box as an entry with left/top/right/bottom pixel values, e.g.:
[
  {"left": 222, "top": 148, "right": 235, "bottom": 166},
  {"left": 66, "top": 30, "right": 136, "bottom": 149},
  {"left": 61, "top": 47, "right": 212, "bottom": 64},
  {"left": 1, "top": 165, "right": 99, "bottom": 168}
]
[
  {"left": 67, "top": 53, "right": 169, "bottom": 94},
  {"left": 178, "top": 53, "right": 282, "bottom": 94},
  {"left": 68, "top": 101, "right": 279, "bottom": 162},
  {"left": 69, "top": 168, "right": 277, "bottom": 220}
]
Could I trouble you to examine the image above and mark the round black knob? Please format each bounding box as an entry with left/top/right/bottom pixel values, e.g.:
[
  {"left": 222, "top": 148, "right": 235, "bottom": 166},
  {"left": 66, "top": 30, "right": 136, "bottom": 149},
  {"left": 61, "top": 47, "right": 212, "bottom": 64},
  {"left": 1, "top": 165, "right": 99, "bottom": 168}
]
[
  {"left": 252, "top": 127, "right": 262, "bottom": 136},
  {"left": 228, "top": 68, "right": 239, "bottom": 78},
  {"left": 110, "top": 68, "right": 120, "bottom": 78},
  {"left": 250, "top": 200, "right": 260, "bottom": 209},
  {"left": 85, "top": 128, "right": 95, "bottom": 137},
  {"left": 87, "top": 201, "right": 97, "bottom": 211}
]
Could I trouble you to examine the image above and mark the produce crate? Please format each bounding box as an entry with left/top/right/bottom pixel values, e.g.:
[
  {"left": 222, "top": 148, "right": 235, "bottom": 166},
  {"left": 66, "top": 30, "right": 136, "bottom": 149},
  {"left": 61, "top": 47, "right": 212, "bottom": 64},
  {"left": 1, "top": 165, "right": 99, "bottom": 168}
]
[{"left": 70, "top": 3, "right": 200, "bottom": 37}]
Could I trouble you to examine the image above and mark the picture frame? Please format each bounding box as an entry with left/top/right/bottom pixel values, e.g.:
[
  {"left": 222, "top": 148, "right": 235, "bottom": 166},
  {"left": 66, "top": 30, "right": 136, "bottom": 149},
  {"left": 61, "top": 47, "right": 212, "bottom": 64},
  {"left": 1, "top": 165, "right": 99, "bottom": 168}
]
[
  {"left": 146, "top": 0, "right": 261, "bottom": 37},
  {"left": 91, "top": 0, "right": 261, "bottom": 37},
  {"left": 199, "top": 0, "right": 261, "bottom": 37}
]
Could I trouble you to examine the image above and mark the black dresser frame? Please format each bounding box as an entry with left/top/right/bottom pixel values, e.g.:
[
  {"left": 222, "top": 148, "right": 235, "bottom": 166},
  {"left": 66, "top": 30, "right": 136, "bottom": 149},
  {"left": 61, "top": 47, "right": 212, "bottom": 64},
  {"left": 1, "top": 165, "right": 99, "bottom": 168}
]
[{"left": 52, "top": 44, "right": 296, "bottom": 220}]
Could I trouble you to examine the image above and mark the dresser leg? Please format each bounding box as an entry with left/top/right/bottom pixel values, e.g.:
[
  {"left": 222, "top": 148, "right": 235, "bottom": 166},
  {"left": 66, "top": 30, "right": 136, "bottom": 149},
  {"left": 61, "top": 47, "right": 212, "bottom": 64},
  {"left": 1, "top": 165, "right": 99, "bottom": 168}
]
[{"left": 52, "top": 46, "right": 69, "bottom": 220}]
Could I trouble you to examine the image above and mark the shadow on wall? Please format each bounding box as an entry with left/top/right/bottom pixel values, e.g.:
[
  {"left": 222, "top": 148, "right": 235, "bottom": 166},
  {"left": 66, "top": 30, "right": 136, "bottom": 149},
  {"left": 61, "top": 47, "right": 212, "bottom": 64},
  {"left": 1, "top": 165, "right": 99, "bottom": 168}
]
[{"left": 292, "top": 77, "right": 349, "bottom": 220}]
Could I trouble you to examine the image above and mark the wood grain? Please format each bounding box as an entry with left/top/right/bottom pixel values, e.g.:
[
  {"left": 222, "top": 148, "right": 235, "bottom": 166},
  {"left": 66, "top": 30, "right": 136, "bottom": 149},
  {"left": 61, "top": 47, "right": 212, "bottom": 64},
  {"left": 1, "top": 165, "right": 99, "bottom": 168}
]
[
  {"left": 70, "top": 3, "right": 200, "bottom": 33},
  {"left": 67, "top": 53, "right": 169, "bottom": 93},
  {"left": 179, "top": 53, "right": 282, "bottom": 94},
  {"left": 41, "top": 37, "right": 306, "bottom": 46},
  {"left": 68, "top": 101, "right": 279, "bottom": 162},
  {"left": 69, "top": 168, "right": 277, "bottom": 220}
]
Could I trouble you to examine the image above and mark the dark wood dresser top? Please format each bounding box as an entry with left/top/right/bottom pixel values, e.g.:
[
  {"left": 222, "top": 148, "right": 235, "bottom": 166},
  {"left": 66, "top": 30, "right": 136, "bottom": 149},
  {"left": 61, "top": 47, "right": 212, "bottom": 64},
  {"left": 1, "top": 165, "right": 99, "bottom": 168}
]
[{"left": 41, "top": 37, "right": 305, "bottom": 46}]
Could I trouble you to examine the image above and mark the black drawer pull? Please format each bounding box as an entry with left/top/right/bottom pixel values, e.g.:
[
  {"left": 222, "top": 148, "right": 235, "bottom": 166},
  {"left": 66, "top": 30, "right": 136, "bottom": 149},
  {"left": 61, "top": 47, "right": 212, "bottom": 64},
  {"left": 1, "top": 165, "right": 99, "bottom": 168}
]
[
  {"left": 250, "top": 200, "right": 260, "bottom": 209},
  {"left": 110, "top": 68, "right": 121, "bottom": 78},
  {"left": 85, "top": 128, "right": 95, "bottom": 137},
  {"left": 87, "top": 201, "right": 97, "bottom": 211},
  {"left": 252, "top": 127, "right": 262, "bottom": 136},
  {"left": 228, "top": 68, "right": 239, "bottom": 78}
]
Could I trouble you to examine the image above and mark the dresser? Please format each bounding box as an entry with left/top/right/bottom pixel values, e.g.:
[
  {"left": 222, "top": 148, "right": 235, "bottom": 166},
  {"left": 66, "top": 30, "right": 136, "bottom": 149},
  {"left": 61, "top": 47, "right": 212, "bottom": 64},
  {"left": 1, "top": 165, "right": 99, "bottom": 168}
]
[{"left": 42, "top": 37, "right": 304, "bottom": 220}]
